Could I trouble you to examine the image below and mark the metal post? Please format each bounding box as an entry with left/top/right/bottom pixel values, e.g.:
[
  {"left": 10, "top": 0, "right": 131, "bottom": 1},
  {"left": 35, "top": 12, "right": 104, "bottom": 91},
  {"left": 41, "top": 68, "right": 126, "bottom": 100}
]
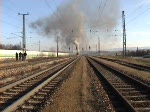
[
  {"left": 122, "top": 11, "right": 126, "bottom": 56},
  {"left": 18, "top": 13, "right": 29, "bottom": 53},
  {"left": 39, "top": 40, "right": 40, "bottom": 51},
  {"left": 89, "top": 45, "right": 90, "bottom": 56},
  {"left": 86, "top": 44, "right": 87, "bottom": 55},
  {"left": 98, "top": 37, "right": 100, "bottom": 55},
  {"left": 57, "top": 36, "right": 58, "bottom": 57},
  {"left": 20, "top": 41, "right": 21, "bottom": 49},
  {"left": 96, "top": 45, "right": 97, "bottom": 53}
]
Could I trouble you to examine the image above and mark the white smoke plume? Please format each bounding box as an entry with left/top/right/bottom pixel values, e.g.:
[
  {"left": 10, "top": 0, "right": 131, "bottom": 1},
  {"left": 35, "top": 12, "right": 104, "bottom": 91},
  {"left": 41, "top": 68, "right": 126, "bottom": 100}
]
[{"left": 30, "top": 0, "right": 120, "bottom": 51}]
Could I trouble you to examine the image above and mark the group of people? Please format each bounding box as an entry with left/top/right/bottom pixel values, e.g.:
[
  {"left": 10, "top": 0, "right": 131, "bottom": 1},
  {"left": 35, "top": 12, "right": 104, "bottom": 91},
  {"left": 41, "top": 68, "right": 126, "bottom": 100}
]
[{"left": 16, "top": 51, "right": 27, "bottom": 61}]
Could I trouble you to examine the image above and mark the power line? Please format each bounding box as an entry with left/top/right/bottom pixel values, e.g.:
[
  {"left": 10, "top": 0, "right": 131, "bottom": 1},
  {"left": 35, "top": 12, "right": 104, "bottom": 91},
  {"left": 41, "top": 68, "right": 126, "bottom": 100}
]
[
  {"left": 92, "top": 0, "right": 108, "bottom": 30},
  {"left": 30, "top": 13, "right": 122, "bottom": 33},
  {"left": 126, "top": 7, "right": 150, "bottom": 25},
  {"left": 3, "top": 0, "right": 119, "bottom": 33},
  {"left": 92, "top": 1, "right": 149, "bottom": 30},
  {"left": 2, "top": 4, "right": 18, "bottom": 13},
  {"left": 7, "top": 0, "right": 27, "bottom": 12},
  {"left": 118, "top": 1, "right": 150, "bottom": 27},
  {"left": 52, "top": 0, "right": 66, "bottom": 27},
  {"left": 3, "top": 10, "right": 22, "bottom": 22},
  {"left": 93, "top": 0, "right": 102, "bottom": 27},
  {"left": 0, "top": 20, "right": 21, "bottom": 29},
  {"left": 90, "top": 16, "right": 122, "bottom": 29},
  {"left": 53, "top": 0, "right": 63, "bottom": 17},
  {"left": 2, "top": 1, "right": 30, "bottom": 24},
  {"left": 126, "top": 0, "right": 149, "bottom": 19},
  {"left": 53, "top": 0, "right": 68, "bottom": 27},
  {"left": 98, "top": 0, "right": 108, "bottom": 19},
  {"left": 4, "top": 0, "right": 34, "bottom": 25},
  {"left": 43, "top": 0, "right": 63, "bottom": 24}
]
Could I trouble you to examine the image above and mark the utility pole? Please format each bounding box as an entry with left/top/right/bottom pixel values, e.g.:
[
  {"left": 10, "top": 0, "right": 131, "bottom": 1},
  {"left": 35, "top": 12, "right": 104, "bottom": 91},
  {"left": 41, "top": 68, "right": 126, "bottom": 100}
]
[
  {"left": 18, "top": 13, "right": 29, "bottom": 53},
  {"left": 72, "top": 46, "right": 73, "bottom": 53},
  {"left": 98, "top": 37, "right": 100, "bottom": 55},
  {"left": 96, "top": 45, "right": 97, "bottom": 53},
  {"left": 39, "top": 40, "right": 40, "bottom": 51},
  {"left": 56, "top": 36, "right": 59, "bottom": 57},
  {"left": 122, "top": 11, "right": 126, "bottom": 56},
  {"left": 86, "top": 44, "right": 87, "bottom": 54},
  {"left": 20, "top": 41, "right": 21, "bottom": 49},
  {"left": 89, "top": 45, "right": 90, "bottom": 56}
]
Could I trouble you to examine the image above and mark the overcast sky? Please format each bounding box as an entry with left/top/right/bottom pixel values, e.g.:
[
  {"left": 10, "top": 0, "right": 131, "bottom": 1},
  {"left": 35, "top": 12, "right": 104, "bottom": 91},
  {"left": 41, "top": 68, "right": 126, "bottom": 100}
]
[{"left": 1, "top": 0, "right": 150, "bottom": 51}]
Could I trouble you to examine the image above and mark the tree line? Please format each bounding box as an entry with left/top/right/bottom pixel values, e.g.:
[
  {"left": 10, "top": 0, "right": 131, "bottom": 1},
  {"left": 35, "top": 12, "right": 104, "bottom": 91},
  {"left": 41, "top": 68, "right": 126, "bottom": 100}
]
[
  {"left": 0, "top": 44, "right": 21, "bottom": 50},
  {"left": 127, "top": 49, "right": 150, "bottom": 57}
]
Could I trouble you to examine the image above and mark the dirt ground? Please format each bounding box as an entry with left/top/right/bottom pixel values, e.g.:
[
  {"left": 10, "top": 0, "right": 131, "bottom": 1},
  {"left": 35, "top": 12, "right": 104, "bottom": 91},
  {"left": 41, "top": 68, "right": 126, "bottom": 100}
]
[
  {"left": 43, "top": 57, "right": 90, "bottom": 112},
  {"left": 43, "top": 56, "right": 114, "bottom": 112}
]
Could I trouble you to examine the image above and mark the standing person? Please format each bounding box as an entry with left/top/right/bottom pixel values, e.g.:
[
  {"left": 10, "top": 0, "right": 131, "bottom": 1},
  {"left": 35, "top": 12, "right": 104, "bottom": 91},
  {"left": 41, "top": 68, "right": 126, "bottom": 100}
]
[
  {"left": 24, "top": 51, "right": 27, "bottom": 61},
  {"left": 15, "top": 52, "right": 18, "bottom": 61},
  {"left": 19, "top": 52, "right": 22, "bottom": 61},
  {"left": 22, "top": 52, "right": 24, "bottom": 61}
]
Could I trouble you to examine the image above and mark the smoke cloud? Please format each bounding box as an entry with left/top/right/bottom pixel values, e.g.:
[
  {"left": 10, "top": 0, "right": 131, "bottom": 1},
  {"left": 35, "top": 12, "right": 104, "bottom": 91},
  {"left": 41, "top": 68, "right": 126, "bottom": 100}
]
[{"left": 30, "top": 0, "right": 120, "bottom": 51}]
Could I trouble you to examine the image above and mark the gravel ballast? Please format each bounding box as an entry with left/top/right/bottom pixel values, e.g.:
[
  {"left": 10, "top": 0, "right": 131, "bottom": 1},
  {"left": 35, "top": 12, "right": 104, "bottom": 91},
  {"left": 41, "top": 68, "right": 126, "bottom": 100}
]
[{"left": 43, "top": 57, "right": 114, "bottom": 112}]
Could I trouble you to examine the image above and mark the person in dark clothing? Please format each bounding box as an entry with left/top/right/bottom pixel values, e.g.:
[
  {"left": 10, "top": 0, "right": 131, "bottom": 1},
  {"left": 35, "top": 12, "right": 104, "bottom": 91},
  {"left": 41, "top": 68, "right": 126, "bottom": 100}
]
[
  {"left": 24, "top": 51, "right": 27, "bottom": 61},
  {"left": 15, "top": 52, "right": 18, "bottom": 61},
  {"left": 19, "top": 52, "right": 22, "bottom": 61},
  {"left": 22, "top": 53, "right": 24, "bottom": 61}
]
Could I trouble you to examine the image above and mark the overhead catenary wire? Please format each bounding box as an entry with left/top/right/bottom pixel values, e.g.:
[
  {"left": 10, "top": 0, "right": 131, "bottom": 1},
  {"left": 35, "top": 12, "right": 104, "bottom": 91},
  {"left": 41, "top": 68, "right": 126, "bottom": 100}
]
[
  {"left": 91, "top": 0, "right": 150, "bottom": 31},
  {"left": 4, "top": 0, "right": 39, "bottom": 26},
  {"left": 43, "top": 0, "right": 63, "bottom": 24},
  {"left": 92, "top": 0, "right": 150, "bottom": 31},
  {"left": 0, "top": 20, "right": 22, "bottom": 29},
  {"left": 2, "top": 3, "right": 18, "bottom": 13},
  {"left": 37, "top": 0, "right": 121, "bottom": 32},
  {"left": 3, "top": 10, "right": 23, "bottom": 23},
  {"left": 93, "top": 0, "right": 108, "bottom": 28},
  {"left": 97, "top": 0, "right": 108, "bottom": 20},
  {"left": 3, "top": 0, "right": 149, "bottom": 36},
  {"left": 3, "top": 1, "right": 30, "bottom": 22},
  {"left": 52, "top": 0, "right": 69, "bottom": 30},
  {"left": 126, "top": 0, "right": 149, "bottom": 19},
  {"left": 93, "top": 0, "right": 103, "bottom": 28},
  {"left": 7, "top": 0, "right": 28, "bottom": 13},
  {"left": 53, "top": 0, "right": 64, "bottom": 17},
  {"left": 104, "top": 5, "right": 150, "bottom": 30},
  {"left": 126, "top": 7, "right": 150, "bottom": 25}
]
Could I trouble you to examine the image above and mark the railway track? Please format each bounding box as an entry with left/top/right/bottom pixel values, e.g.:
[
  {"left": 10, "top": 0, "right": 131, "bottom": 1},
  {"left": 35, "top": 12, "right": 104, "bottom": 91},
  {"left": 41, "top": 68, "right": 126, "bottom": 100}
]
[
  {"left": 0, "top": 57, "right": 69, "bottom": 70},
  {"left": 0, "top": 57, "right": 78, "bottom": 112},
  {"left": 0, "top": 57, "right": 73, "bottom": 87},
  {"left": 87, "top": 57, "right": 150, "bottom": 112},
  {"left": 98, "top": 57, "right": 150, "bottom": 72}
]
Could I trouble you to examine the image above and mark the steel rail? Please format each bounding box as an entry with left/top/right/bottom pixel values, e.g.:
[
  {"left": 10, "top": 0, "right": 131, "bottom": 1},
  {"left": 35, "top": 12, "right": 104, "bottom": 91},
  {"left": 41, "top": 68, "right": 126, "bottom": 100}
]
[
  {"left": 87, "top": 57, "right": 137, "bottom": 112},
  {"left": 97, "top": 57, "right": 150, "bottom": 72},
  {"left": 0, "top": 57, "right": 74, "bottom": 92},
  {"left": 87, "top": 57, "right": 150, "bottom": 112},
  {"left": 2, "top": 57, "right": 78, "bottom": 112},
  {"left": 0, "top": 57, "right": 71, "bottom": 70},
  {"left": 92, "top": 57, "right": 150, "bottom": 89},
  {"left": 0, "top": 57, "right": 73, "bottom": 87},
  {"left": 0, "top": 57, "right": 77, "bottom": 111}
]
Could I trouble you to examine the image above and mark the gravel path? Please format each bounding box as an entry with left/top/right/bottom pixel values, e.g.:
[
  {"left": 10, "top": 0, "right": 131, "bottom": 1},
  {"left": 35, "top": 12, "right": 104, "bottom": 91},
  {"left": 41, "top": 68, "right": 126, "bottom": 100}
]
[
  {"left": 43, "top": 57, "right": 114, "bottom": 112},
  {"left": 43, "top": 57, "right": 84, "bottom": 112}
]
